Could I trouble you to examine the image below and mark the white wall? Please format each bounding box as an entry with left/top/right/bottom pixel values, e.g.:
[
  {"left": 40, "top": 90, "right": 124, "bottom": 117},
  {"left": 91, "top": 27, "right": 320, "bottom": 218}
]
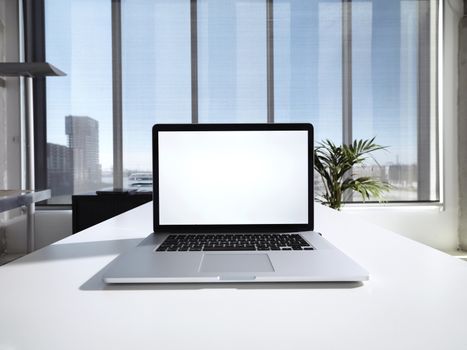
[
  {"left": 456, "top": 1, "right": 467, "bottom": 248},
  {"left": 343, "top": 205, "right": 458, "bottom": 251},
  {"left": 343, "top": 0, "right": 463, "bottom": 252}
]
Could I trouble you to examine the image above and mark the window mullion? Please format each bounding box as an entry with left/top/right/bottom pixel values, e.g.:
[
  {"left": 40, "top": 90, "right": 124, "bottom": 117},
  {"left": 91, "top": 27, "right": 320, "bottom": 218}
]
[
  {"left": 416, "top": 0, "right": 432, "bottom": 201},
  {"left": 342, "top": 0, "right": 352, "bottom": 146},
  {"left": 191, "top": 0, "right": 199, "bottom": 124},
  {"left": 267, "top": 0, "right": 274, "bottom": 123},
  {"left": 111, "top": 0, "right": 123, "bottom": 189}
]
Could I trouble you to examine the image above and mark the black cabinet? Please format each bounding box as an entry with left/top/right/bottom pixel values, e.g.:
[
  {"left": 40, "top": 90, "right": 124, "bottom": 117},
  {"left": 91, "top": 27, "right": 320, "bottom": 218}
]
[{"left": 72, "top": 191, "right": 152, "bottom": 233}]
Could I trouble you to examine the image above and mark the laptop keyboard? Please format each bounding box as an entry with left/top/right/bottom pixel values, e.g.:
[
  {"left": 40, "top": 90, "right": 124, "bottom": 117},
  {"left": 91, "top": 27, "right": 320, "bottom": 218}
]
[{"left": 156, "top": 233, "right": 314, "bottom": 252}]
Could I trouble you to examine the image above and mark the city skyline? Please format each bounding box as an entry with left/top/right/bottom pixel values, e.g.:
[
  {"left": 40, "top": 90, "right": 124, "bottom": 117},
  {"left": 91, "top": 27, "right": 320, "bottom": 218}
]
[{"left": 47, "top": 113, "right": 419, "bottom": 202}]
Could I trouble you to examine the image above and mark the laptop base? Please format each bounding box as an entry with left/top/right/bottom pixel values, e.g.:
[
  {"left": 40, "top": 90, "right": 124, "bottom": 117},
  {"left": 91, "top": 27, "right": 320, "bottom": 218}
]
[{"left": 103, "top": 232, "right": 368, "bottom": 283}]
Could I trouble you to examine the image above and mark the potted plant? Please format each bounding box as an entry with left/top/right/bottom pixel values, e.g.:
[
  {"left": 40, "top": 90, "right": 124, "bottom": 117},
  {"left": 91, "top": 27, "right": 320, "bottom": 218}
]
[{"left": 314, "top": 138, "right": 391, "bottom": 210}]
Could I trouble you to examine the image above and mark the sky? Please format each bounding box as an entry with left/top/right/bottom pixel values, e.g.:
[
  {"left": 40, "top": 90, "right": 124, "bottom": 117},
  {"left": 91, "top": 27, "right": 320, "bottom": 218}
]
[{"left": 45, "top": 0, "right": 423, "bottom": 171}]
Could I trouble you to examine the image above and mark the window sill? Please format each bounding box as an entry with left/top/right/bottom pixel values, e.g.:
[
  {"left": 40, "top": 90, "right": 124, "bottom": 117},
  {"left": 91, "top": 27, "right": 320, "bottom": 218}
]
[{"left": 338, "top": 201, "right": 443, "bottom": 211}]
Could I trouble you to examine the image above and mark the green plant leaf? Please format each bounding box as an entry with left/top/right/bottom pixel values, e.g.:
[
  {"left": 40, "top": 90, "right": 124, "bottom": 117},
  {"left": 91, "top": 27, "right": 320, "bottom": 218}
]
[{"left": 314, "top": 137, "right": 391, "bottom": 209}]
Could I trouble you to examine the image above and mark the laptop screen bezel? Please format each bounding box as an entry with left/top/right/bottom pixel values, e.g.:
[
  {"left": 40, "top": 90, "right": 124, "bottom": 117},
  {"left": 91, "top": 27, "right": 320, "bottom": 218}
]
[{"left": 152, "top": 123, "right": 314, "bottom": 233}]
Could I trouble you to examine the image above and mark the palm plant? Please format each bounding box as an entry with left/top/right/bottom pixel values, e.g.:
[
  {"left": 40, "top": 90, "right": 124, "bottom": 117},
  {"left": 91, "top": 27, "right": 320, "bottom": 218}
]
[{"left": 314, "top": 138, "right": 391, "bottom": 210}]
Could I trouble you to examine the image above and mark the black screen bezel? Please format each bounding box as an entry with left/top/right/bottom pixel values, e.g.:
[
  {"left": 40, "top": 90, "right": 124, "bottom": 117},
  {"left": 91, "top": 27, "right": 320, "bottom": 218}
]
[{"left": 152, "top": 123, "right": 314, "bottom": 233}]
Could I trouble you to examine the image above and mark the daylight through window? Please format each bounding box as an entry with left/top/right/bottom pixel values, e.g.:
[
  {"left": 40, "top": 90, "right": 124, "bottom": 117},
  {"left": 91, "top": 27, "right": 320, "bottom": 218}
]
[{"left": 44, "top": 0, "right": 439, "bottom": 204}]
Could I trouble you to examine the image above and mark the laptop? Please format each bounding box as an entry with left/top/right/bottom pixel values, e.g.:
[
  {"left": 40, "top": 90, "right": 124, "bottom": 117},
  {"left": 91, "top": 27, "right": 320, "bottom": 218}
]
[{"left": 103, "top": 123, "right": 369, "bottom": 283}]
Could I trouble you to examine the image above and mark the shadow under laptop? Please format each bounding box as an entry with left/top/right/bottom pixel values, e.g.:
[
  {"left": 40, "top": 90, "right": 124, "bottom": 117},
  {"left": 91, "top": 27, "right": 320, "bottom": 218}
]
[{"left": 80, "top": 258, "right": 364, "bottom": 291}]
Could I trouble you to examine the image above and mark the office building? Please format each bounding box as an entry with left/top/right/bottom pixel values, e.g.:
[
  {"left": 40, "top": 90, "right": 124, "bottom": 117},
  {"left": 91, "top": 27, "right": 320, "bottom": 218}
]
[
  {"left": 46, "top": 142, "right": 73, "bottom": 197},
  {"left": 65, "top": 115, "right": 102, "bottom": 194}
]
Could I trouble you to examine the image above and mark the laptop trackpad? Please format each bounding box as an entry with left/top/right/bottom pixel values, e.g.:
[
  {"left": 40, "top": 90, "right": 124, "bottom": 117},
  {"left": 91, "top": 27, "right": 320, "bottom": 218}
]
[{"left": 200, "top": 254, "right": 274, "bottom": 273}]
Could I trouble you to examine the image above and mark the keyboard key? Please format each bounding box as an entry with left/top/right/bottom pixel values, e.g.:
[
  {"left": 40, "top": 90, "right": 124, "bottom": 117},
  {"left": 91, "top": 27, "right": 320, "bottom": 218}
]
[
  {"left": 158, "top": 233, "right": 313, "bottom": 252},
  {"left": 204, "top": 247, "right": 256, "bottom": 251}
]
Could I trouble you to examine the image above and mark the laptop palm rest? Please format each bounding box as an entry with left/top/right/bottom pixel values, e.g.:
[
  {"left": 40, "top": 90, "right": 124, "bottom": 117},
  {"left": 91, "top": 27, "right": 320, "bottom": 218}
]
[{"left": 199, "top": 254, "right": 275, "bottom": 273}]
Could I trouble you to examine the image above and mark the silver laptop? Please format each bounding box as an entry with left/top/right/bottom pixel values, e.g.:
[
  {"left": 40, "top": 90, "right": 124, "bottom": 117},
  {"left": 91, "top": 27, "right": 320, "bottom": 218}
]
[{"left": 103, "top": 123, "right": 368, "bottom": 283}]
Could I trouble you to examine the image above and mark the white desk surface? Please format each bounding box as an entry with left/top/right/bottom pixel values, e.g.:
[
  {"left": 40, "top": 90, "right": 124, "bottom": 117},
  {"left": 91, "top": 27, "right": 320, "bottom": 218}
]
[{"left": 1, "top": 202, "right": 467, "bottom": 350}]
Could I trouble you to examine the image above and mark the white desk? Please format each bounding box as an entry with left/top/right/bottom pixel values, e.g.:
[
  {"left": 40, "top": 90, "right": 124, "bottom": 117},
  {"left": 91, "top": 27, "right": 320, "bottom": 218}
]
[{"left": 1, "top": 202, "right": 467, "bottom": 350}]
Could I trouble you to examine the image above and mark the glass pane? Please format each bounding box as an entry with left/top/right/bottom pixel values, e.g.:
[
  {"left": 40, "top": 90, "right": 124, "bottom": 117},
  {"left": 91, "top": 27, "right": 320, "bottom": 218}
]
[
  {"left": 45, "top": 0, "right": 112, "bottom": 204},
  {"left": 274, "top": 0, "right": 342, "bottom": 143},
  {"left": 44, "top": 0, "right": 438, "bottom": 205},
  {"left": 352, "top": 0, "right": 438, "bottom": 201},
  {"left": 122, "top": 0, "right": 191, "bottom": 186},
  {"left": 198, "top": 0, "right": 267, "bottom": 122}
]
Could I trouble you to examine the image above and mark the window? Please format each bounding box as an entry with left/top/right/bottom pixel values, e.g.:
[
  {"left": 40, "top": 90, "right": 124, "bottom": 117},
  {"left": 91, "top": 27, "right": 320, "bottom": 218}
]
[
  {"left": 274, "top": 0, "right": 342, "bottom": 143},
  {"left": 197, "top": 0, "right": 267, "bottom": 122},
  {"left": 351, "top": 0, "right": 438, "bottom": 201},
  {"left": 43, "top": 0, "right": 439, "bottom": 204},
  {"left": 45, "top": 0, "right": 112, "bottom": 204},
  {"left": 121, "top": 0, "right": 192, "bottom": 180}
]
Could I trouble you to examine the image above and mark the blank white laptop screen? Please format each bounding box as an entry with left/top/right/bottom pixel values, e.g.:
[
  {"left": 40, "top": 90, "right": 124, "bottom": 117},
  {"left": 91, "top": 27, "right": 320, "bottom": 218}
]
[{"left": 158, "top": 130, "right": 308, "bottom": 225}]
